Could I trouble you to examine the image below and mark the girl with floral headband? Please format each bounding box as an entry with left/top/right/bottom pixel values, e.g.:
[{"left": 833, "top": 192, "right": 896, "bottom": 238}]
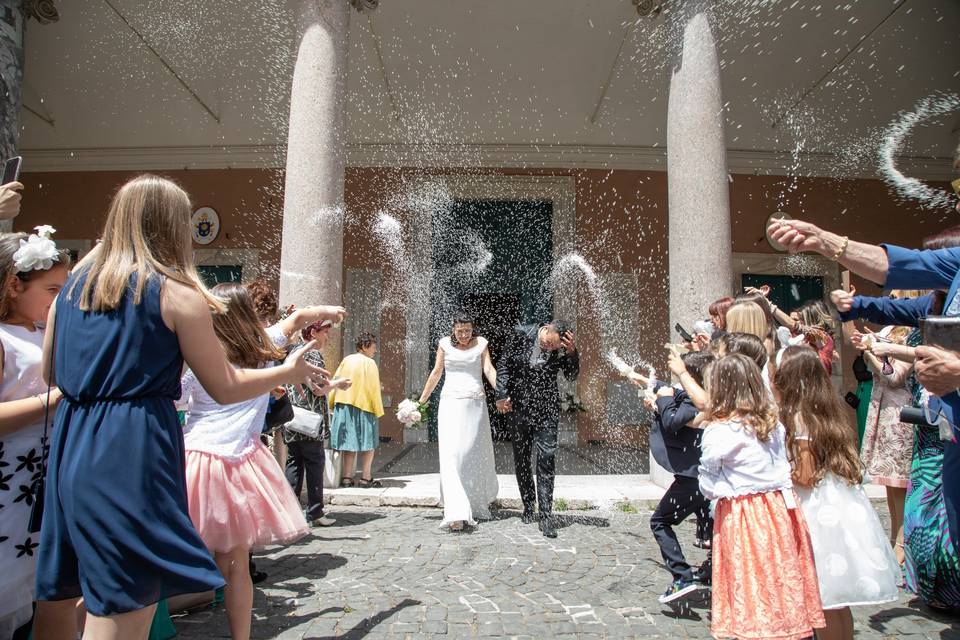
[{"left": 0, "top": 226, "right": 68, "bottom": 639}]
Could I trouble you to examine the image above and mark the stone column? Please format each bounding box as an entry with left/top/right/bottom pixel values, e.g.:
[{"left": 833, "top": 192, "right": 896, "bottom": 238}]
[
  {"left": 660, "top": 0, "right": 731, "bottom": 486},
  {"left": 0, "top": 1, "right": 25, "bottom": 233},
  {"left": 279, "top": 0, "right": 351, "bottom": 362}
]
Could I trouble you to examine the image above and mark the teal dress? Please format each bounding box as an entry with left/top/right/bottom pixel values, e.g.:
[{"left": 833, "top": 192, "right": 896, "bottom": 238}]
[
  {"left": 903, "top": 328, "right": 960, "bottom": 608},
  {"left": 330, "top": 404, "right": 379, "bottom": 451},
  {"left": 856, "top": 379, "right": 873, "bottom": 449}
]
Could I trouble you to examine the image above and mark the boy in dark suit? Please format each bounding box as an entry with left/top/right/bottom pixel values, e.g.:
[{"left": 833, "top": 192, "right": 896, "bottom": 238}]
[{"left": 639, "top": 351, "right": 714, "bottom": 604}]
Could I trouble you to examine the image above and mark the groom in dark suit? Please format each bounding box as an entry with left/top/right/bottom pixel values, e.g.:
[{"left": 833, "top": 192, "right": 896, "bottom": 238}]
[{"left": 495, "top": 320, "right": 579, "bottom": 538}]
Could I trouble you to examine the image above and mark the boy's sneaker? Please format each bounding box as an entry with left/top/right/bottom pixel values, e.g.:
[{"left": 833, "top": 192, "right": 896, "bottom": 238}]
[
  {"left": 658, "top": 579, "right": 700, "bottom": 604},
  {"left": 312, "top": 515, "right": 336, "bottom": 527},
  {"left": 693, "top": 567, "right": 712, "bottom": 587}
]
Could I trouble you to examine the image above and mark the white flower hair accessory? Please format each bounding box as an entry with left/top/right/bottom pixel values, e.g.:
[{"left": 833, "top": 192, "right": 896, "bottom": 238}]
[{"left": 13, "top": 225, "right": 60, "bottom": 272}]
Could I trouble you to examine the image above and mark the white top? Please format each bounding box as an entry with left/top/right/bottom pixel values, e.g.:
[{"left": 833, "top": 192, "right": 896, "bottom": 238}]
[
  {"left": 439, "top": 336, "right": 487, "bottom": 400},
  {"left": 0, "top": 324, "right": 46, "bottom": 418},
  {"left": 182, "top": 325, "right": 287, "bottom": 461},
  {"left": 0, "top": 323, "right": 48, "bottom": 624},
  {"left": 698, "top": 418, "right": 793, "bottom": 501}
]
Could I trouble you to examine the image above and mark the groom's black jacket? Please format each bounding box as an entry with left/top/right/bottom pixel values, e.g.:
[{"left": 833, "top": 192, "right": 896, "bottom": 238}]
[{"left": 495, "top": 324, "right": 580, "bottom": 426}]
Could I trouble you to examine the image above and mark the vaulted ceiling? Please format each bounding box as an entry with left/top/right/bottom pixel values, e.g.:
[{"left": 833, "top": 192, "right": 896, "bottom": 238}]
[{"left": 18, "top": 0, "right": 960, "bottom": 177}]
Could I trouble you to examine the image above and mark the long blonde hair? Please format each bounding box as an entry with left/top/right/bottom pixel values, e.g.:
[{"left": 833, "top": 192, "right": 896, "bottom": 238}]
[
  {"left": 211, "top": 283, "right": 284, "bottom": 368},
  {"left": 71, "top": 175, "right": 223, "bottom": 312},
  {"left": 705, "top": 353, "right": 779, "bottom": 441},
  {"left": 797, "top": 300, "right": 836, "bottom": 336},
  {"left": 774, "top": 346, "right": 862, "bottom": 485},
  {"left": 725, "top": 301, "right": 769, "bottom": 342}
]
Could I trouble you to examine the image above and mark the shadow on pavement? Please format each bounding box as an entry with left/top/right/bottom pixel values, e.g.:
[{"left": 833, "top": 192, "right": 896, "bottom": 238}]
[
  {"left": 868, "top": 601, "right": 960, "bottom": 636},
  {"left": 312, "top": 598, "right": 422, "bottom": 640},
  {"left": 256, "top": 552, "right": 348, "bottom": 585},
  {"left": 555, "top": 513, "right": 611, "bottom": 529},
  {"left": 324, "top": 510, "right": 387, "bottom": 526},
  {"left": 659, "top": 594, "right": 710, "bottom": 621}
]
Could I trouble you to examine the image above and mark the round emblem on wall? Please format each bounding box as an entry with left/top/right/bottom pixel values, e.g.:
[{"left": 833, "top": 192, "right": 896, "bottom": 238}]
[{"left": 191, "top": 207, "right": 220, "bottom": 245}]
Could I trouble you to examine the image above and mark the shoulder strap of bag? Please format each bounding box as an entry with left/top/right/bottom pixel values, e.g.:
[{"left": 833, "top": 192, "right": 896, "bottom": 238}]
[
  {"left": 39, "top": 321, "right": 55, "bottom": 471},
  {"left": 28, "top": 320, "right": 56, "bottom": 534}
]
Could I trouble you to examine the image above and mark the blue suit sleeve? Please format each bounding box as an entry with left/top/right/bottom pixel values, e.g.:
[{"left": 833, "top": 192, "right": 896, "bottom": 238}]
[
  {"left": 839, "top": 293, "right": 932, "bottom": 328},
  {"left": 883, "top": 244, "right": 960, "bottom": 291},
  {"left": 655, "top": 395, "right": 697, "bottom": 436}
]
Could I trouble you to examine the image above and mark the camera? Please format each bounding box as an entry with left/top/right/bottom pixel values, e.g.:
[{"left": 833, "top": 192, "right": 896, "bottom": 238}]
[
  {"left": 920, "top": 316, "right": 960, "bottom": 350},
  {"left": 896, "top": 316, "right": 960, "bottom": 425},
  {"left": 899, "top": 406, "right": 939, "bottom": 426}
]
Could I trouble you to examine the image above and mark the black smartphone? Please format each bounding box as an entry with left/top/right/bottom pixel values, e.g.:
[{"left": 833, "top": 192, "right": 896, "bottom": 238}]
[
  {"left": 2, "top": 156, "right": 22, "bottom": 184},
  {"left": 675, "top": 323, "right": 694, "bottom": 343},
  {"left": 844, "top": 391, "right": 860, "bottom": 410}
]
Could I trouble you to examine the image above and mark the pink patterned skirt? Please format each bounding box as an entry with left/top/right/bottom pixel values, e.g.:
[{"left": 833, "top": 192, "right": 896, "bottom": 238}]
[
  {"left": 185, "top": 441, "right": 309, "bottom": 554},
  {"left": 711, "top": 490, "right": 826, "bottom": 640}
]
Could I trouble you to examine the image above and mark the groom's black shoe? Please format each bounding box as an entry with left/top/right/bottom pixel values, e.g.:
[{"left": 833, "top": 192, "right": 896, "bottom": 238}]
[
  {"left": 539, "top": 516, "right": 557, "bottom": 538},
  {"left": 521, "top": 509, "right": 536, "bottom": 524}
]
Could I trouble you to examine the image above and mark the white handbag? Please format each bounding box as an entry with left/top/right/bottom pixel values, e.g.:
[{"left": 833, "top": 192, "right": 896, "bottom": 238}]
[
  {"left": 285, "top": 405, "right": 323, "bottom": 439},
  {"left": 323, "top": 445, "right": 342, "bottom": 489}
]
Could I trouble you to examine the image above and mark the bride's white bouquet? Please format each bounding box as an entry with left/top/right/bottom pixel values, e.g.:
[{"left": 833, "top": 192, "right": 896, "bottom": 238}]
[{"left": 396, "top": 398, "right": 425, "bottom": 427}]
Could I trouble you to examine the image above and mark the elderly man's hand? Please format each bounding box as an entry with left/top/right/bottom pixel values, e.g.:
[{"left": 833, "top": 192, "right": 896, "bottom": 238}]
[
  {"left": 915, "top": 346, "right": 960, "bottom": 397},
  {"left": 767, "top": 219, "right": 829, "bottom": 255},
  {"left": 0, "top": 182, "right": 23, "bottom": 220}
]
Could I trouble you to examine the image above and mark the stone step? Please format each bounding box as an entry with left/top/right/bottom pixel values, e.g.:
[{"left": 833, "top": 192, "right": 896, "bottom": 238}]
[{"left": 322, "top": 472, "right": 890, "bottom": 511}]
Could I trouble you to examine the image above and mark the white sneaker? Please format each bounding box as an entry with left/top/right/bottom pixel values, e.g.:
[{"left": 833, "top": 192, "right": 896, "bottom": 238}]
[
  {"left": 658, "top": 579, "right": 700, "bottom": 604},
  {"left": 312, "top": 515, "right": 336, "bottom": 527}
]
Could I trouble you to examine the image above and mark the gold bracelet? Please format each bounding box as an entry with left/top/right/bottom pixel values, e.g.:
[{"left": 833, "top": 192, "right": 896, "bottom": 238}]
[{"left": 831, "top": 236, "right": 849, "bottom": 262}]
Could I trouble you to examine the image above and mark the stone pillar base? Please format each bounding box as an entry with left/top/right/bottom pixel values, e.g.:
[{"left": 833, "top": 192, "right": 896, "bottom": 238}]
[{"left": 649, "top": 453, "right": 673, "bottom": 488}]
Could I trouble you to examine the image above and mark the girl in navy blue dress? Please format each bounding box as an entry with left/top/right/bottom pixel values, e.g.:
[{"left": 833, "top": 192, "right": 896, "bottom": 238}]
[{"left": 32, "top": 175, "right": 329, "bottom": 640}]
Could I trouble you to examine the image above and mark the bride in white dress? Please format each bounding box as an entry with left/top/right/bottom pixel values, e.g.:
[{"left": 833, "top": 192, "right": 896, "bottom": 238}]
[{"left": 418, "top": 315, "right": 499, "bottom": 531}]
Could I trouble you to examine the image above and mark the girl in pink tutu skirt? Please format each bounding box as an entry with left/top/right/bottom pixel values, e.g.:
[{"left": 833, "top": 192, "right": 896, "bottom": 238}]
[
  {"left": 181, "top": 283, "right": 348, "bottom": 640},
  {"left": 699, "top": 353, "right": 825, "bottom": 640}
]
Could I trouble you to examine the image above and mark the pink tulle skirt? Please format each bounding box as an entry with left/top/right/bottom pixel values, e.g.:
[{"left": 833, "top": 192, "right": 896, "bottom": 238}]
[
  {"left": 185, "top": 441, "right": 309, "bottom": 553},
  {"left": 711, "top": 490, "right": 825, "bottom": 640}
]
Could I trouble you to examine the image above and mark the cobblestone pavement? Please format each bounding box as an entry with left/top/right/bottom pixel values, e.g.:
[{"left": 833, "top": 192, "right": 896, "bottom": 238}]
[{"left": 176, "top": 507, "right": 960, "bottom": 639}]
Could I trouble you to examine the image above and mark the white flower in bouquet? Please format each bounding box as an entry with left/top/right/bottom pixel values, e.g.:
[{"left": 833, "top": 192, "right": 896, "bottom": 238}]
[{"left": 396, "top": 399, "right": 424, "bottom": 427}]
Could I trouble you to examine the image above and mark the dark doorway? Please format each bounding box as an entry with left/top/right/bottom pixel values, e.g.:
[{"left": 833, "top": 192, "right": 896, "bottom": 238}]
[
  {"left": 741, "top": 273, "right": 824, "bottom": 313},
  {"left": 198, "top": 264, "right": 242, "bottom": 289},
  {"left": 426, "top": 199, "right": 553, "bottom": 441}
]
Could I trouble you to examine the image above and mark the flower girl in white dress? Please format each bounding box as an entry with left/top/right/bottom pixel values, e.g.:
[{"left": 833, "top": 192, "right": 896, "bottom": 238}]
[
  {"left": 774, "top": 346, "right": 900, "bottom": 640},
  {"left": 418, "top": 315, "right": 499, "bottom": 531}
]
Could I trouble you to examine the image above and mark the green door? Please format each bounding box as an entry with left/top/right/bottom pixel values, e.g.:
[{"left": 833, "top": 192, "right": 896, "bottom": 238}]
[
  {"left": 427, "top": 199, "right": 553, "bottom": 441},
  {"left": 741, "top": 273, "right": 824, "bottom": 313},
  {"left": 198, "top": 265, "right": 242, "bottom": 289}
]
